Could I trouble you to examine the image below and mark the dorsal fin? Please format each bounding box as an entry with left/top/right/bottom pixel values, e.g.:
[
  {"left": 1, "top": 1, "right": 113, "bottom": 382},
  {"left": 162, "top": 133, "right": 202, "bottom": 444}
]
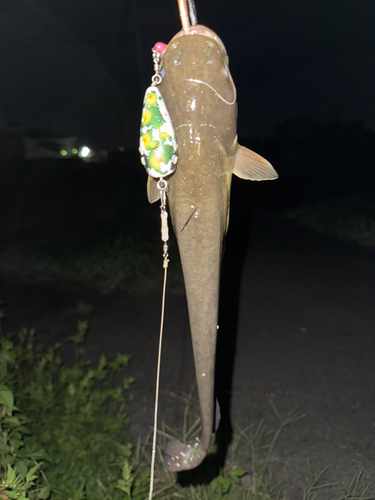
[{"left": 233, "top": 145, "right": 278, "bottom": 181}]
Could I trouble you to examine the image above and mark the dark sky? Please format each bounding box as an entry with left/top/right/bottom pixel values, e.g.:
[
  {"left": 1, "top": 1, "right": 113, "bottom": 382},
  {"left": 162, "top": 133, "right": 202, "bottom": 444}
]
[{"left": 1, "top": 0, "right": 374, "bottom": 149}]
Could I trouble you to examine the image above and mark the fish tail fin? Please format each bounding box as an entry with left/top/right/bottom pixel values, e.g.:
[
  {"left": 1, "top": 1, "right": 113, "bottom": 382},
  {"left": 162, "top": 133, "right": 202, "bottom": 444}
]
[{"left": 164, "top": 437, "right": 204, "bottom": 471}]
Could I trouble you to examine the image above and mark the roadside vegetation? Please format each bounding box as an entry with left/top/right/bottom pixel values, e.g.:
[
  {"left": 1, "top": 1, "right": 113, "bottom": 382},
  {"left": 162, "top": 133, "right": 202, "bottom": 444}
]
[
  {"left": 0, "top": 311, "right": 372, "bottom": 499},
  {"left": 0, "top": 150, "right": 374, "bottom": 498},
  {"left": 279, "top": 194, "right": 375, "bottom": 249},
  {"left": 0, "top": 201, "right": 183, "bottom": 295},
  {"left": 0, "top": 157, "right": 183, "bottom": 295},
  {"left": 1, "top": 143, "right": 374, "bottom": 294},
  {"left": 0, "top": 317, "right": 150, "bottom": 500},
  {"left": 3, "top": 191, "right": 375, "bottom": 296}
]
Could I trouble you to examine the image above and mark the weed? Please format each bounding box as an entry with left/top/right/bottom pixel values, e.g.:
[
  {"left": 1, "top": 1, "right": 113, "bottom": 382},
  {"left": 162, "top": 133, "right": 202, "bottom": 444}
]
[
  {"left": 0, "top": 209, "right": 183, "bottom": 295},
  {"left": 134, "top": 390, "right": 302, "bottom": 499},
  {"left": 302, "top": 461, "right": 336, "bottom": 500},
  {"left": 0, "top": 312, "right": 372, "bottom": 499},
  {"left": 303, "top": 462, "right": 374, "bottom": 500},
  {"left": 280, "top": 194, "right": 375, "bottom": 247},
  {"left": 0, "top": 320, "right": 149, "bottom": 499},
  {"left": 138, "top": 390, "right": 373, "bottom": 500}
]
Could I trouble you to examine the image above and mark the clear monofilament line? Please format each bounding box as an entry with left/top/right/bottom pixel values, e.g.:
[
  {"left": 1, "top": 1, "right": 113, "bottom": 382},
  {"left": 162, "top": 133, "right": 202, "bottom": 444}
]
[
  {"left": 148, "top": 181, "right": 169, "bottom": 500},
  {"left": 148, "top": 266, "right": 167, "bottom": 500}
]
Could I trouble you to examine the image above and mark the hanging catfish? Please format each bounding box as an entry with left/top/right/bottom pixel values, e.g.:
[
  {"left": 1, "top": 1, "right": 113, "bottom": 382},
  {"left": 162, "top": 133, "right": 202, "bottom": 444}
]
[{"left": 141, "top": 0, "right": 278, "bottom": 472}]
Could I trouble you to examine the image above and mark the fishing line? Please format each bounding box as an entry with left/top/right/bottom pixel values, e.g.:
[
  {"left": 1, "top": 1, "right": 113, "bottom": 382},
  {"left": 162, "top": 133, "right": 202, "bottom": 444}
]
[
  {"left": 148, "top": 180, "right": 170, "bottom": 500},
  {"left": 140, "top": 43, "right": 174, "bottom": 500},
  {"left": 187, "top": 0, "right": 197, "bottom": 26},
  {"left": 179, "top": 0, "right": 198, "bottom": 33}
]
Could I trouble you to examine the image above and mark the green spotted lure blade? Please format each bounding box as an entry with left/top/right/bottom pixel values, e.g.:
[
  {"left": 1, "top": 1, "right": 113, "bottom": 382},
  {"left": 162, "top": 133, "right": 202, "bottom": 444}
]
[{"left": 139, "top": 43, "right": 178, "bottom": 178}]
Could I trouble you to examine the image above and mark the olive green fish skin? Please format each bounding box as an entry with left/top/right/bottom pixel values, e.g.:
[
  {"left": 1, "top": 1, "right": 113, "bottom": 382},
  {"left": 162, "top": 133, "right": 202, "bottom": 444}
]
[
  {"left": 158, "top": 27, "right": 237, "bottom": 472},
  {"left": 148, "top": 26, "right": 277, "bottom": 472}
]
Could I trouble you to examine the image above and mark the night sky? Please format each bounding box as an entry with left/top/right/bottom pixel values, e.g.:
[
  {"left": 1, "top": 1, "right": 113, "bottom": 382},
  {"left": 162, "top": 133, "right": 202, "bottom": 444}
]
[{"left": 1, "top": 0, "right": 374, "bottom": 149}]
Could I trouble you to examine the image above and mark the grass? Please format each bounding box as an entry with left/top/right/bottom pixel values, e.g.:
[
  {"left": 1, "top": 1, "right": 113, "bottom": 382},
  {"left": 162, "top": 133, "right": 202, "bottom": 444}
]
[
  {"left": 1, "top": 168, "right": 374, "bottom": 497},
  {"left": 2, "top": 162, "right": 374, "bottom": 295},
  {"left": 133, "top": 389, "right": 374, "bottom": 500},
  {"left": 302, "top": 465, "right": 373, "bottom": 500},
  {"left": 3, "top": 190, "right": 375, "bottom": 296},
  {"left": 279, "top": 193, "right": 375, "bottom": 248},
  {"left": 0, "top": 316, "right": 149, "bottom": 500},
  {"left": 143, "top": 406, "right": 373, "bottom": 499},
  {"left": 0, "top": 156, "right": 185, "bottom": 295},
  {"left": 0, "top": 312, "right": 373, "bottom": 500},
  {"left": 0, "top": 200, "right": 183, "bottom": 295}
]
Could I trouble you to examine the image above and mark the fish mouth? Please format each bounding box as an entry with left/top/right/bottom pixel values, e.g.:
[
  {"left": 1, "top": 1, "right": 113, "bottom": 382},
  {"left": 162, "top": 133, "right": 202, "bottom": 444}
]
[
  {"left": 174, "top": 1, "right": 227, "bottom": 56},
  {"left": 171, "top": 25, "right": 228, "bottom": 58}
]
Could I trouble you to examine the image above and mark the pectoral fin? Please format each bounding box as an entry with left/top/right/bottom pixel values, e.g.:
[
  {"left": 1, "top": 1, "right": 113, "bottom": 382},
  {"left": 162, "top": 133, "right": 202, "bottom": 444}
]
[
  {"left": 233, "top": 145, "right": 278, "bottom": 181},
  {"left": 147, "top": 175, "right": 161, "bottom": 203}
]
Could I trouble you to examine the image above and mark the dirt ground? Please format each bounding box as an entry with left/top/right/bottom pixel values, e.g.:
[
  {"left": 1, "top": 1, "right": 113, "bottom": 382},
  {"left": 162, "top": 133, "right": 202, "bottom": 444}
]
[{"left": 1, "top": 209, "right": 374, "bottom": 499}]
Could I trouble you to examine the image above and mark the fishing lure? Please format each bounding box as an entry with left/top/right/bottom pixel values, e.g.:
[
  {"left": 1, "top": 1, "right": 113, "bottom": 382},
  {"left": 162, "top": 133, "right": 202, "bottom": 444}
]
[{"left": 139, "top": 43, "right": 178, "bottom": 178}]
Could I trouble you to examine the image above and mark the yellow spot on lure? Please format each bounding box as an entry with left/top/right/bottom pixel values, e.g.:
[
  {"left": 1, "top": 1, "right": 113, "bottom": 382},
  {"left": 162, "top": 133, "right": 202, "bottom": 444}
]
[{"left": 139, "top": 86, "right": 178, "bottom": 178}]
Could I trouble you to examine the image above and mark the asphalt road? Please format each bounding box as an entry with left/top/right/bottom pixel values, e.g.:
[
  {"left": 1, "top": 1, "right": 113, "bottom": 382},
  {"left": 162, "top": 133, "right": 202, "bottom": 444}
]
[{"left": 1, "top": 209, "right": 374, "bottom": 498}]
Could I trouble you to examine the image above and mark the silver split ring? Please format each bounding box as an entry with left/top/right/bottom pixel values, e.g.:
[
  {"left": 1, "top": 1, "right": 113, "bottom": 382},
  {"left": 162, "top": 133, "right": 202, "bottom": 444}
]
[
  {"left": 151, "top": 74, "right": 162, "bottom": 85},
  {"left": 157, "top": 179, "right": 168, "bottom": 191}
]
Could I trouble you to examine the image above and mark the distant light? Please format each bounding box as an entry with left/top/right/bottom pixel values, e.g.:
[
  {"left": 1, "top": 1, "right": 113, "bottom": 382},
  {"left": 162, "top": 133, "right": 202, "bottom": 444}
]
[
  {"left": 60, "top": 150, "right": 67, "bottom": 156},
  {"left": 72, "top": 148, "right": 78, "bottom": 154},
  {"left": 78, "top": 146, "right": 91, "bottom": 158}
]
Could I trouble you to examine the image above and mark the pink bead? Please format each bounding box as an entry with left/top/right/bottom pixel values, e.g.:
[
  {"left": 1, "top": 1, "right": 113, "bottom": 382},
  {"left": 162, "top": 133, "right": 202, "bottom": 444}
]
[{"left": 154, "top": 42, "right": 167, "bottom": 54}]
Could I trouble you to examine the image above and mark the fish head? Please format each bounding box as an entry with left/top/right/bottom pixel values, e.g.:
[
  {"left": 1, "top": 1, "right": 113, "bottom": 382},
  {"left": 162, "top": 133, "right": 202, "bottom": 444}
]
[
  {"left": 156, "top": 26, "right": 238, "bottom": 235},
  {"left": 159, "top": 25, "right": 236, "bottom": 129},
  {"left": 146, "top": 24, "right": 277, "bottom": 207}
]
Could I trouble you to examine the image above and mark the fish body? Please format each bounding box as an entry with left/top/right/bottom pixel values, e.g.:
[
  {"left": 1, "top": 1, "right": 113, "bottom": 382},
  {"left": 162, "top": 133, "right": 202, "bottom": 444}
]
[{"left": 146, "top": 25, "right": 277, "bottom": 471}]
